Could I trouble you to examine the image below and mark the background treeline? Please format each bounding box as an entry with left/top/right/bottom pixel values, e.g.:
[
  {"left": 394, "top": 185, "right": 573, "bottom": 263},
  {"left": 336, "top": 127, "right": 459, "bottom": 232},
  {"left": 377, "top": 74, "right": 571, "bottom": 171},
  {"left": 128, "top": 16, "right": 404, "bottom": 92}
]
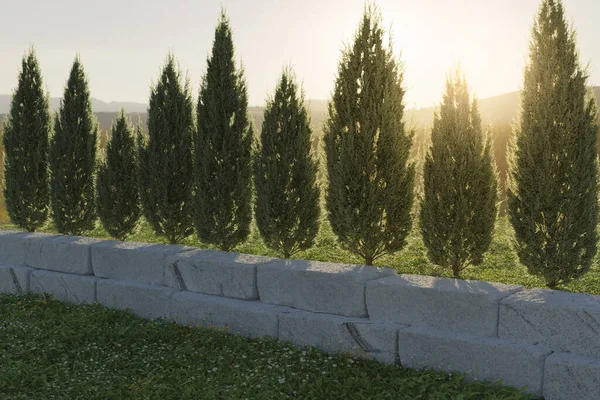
[{"left": 5, "top": 93, "right": 600, "bottom": 219}]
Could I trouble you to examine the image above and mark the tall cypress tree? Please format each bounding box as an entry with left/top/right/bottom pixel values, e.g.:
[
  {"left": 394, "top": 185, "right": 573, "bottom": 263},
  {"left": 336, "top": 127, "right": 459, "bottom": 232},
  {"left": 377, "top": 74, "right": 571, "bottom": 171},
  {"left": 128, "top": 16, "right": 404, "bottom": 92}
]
[
  {"left": 507, "top": 0, "right": 598, "bottom": 288},
  {"left": 97, "top": 110, "right": 141, "bottom": 240},
  {"left": 195, "top": 11, "right": 253, "bottom": 252},
  {"left": 138, "top": 54, "right": 194, "bottom": 244},
  {"left": 324, "top": 5, "right": 414, "bottom": 266},
  {"left": 254, "top": 68, "right": 320, "bottom": 258},
  {"left": 3, "top": 47, "right": 51, "bottom": 232},
  {"left": 49, "top": 56, "right": 97, "bottom": 235},
  {"left": 420, "top": 71, "right": 498, "bottom": 278}
]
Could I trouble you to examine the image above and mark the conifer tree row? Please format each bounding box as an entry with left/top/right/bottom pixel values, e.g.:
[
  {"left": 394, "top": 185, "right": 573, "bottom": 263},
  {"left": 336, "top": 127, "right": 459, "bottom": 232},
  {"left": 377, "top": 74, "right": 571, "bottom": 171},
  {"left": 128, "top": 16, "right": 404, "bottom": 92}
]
[
  {"left": 97, "top": 110, "right": 141, "bottom": 240},
  {"left": 195, "top": 11, "right": 253, "bottom": 252},
  {"left": 254, "top": 68, "right": 320, "bottom": 258},
  {"left": 1, "top": 2, "right": 598, "bottom": 292},
  {"left": 324, "top": 5, "right": 414, "bottom": 265},
  {"left": 138, "top": 54, "right": 195, "bottom": 244},
  {"left": 508, "top": 0, "right": 598, "bottom": 288},
  {"left": 420, "top": 71, "right": 498, "bottom": 278},
  {"left": 49, "top": 56, "right": 98, "bottom": 235},
  {"left": 3, "top": 47, "right": 51, "bottom": 232}
]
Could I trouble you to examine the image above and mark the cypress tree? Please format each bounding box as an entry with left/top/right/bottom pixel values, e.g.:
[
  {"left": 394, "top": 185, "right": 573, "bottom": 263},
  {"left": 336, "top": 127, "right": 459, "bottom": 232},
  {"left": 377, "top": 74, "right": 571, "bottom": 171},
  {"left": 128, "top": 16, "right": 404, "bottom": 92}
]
[
  {"left": 507, "top": 0, "right": 598, "bottom": 288},
  {"left": 324, "top": 5, "right": 414, "bottom": 266},
  {"left": 49, "top": 56, "right": 97, "bottom": 235},
  {"left": 254, "top": 68, "right": 320, "bottom": 258},
  {"left": 138, "top": 54, "right": 194, "bottom": 244},
  {"left": 195, "top": 11, "right": 253, "bottom": 251},
  {"left": 97, "top": 110, "right": 141, "bottom": 240},
  {"left": 420, "top": 71, "right": 498, "bottom": 278},
  {"left": 2, "top": 47, "right": 51, "bottom": 232}
]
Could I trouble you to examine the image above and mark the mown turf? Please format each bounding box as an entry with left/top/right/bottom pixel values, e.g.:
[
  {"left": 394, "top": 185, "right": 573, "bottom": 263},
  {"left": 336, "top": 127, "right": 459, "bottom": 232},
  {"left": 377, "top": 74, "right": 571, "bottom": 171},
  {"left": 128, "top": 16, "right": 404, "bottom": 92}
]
[
  {"left": 1, "top": 216, "right": 599, "bottom": 295},
  {"left": 0, "top": 294, "right": 530, "bottom": 399}
]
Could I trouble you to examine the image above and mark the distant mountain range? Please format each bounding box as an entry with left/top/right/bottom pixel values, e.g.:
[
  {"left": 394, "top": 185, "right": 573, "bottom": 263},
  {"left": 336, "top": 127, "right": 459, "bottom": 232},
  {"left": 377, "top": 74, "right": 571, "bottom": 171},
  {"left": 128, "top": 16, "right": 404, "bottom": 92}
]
[
  {"left": 1, "top": 87, "right": 599, "bottom": 132},
  {"left": 0, "top": 95, "right": 148, "bottom": 114}
]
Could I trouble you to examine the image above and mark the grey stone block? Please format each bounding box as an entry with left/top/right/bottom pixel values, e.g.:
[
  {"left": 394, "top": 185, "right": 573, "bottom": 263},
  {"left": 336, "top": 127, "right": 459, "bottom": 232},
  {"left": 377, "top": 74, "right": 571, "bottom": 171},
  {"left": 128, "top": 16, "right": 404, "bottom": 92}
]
[
  {"left": 544, "top": 352, "right": 600, "bottom": 400},
  {"left": 0, "top": 264, "right": 33, "bottom": 294},
  {"left": 96, "top": 279, "right": 174, "bottom": 320},
  {"left": 0, "top": 231, "right": 28, "bottom": 265},
  {"left": 91, "top": 240, "right": 189, "bottom": 286},
  {"left": 367, "top": 275, "right": 523, "bottom": 336},
  {"left": 500, "top": 289, "right": 600, "bottom": 358},
  {"left": 397, "top": 327, "right": 551, "bottom": 396},
  {"left": 165, "top": 250, "right": 269, "bottom": 299},
  {"left": 279, "top": 311, "right": 404, "bottom": 364},
  {"left": 258, "top": 259, "right": 395, "bottom": 317},
  {"left": 24, "top": 233, "right": 100, "bottom": 275},
  {"left": 30, "top": 269, "right": 97, "bottom": 304},
  {"left": 170, "top": 291, "right": 293, "bottom": 338}
]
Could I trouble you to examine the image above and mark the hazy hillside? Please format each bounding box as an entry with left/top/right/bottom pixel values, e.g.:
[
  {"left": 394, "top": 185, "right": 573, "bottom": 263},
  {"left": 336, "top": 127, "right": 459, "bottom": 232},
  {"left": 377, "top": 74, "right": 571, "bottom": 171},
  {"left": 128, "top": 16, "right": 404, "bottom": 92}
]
[
  {"left": 406, "top": 87, "right": 600, "bottom": 128},
  {"left": 0, "top": 96, "right": 324, "bottom": 133},
  {"left": 0, "top": 94, "right": 147, "bottom": 114},
  {"left": 2, "top": 87, "right": 599, "bottom": 131}
]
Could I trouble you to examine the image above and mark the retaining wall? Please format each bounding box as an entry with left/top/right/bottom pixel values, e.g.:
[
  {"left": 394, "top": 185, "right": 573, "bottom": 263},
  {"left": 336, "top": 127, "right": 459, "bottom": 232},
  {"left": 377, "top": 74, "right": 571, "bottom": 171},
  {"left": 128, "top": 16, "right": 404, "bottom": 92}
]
[{"left": 0, "top": 230, "right": 598, "bottom": 399}]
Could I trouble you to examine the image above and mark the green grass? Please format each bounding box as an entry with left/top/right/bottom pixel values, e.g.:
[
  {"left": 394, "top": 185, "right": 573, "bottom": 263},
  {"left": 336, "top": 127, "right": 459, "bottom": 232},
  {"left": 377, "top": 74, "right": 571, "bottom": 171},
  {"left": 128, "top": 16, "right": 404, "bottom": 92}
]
[
  {"left": 0, "top": 293, "right": 531, "bottom": 399},
  {"left": 2, "top": 216, "right": 600, "bottom": 296}
]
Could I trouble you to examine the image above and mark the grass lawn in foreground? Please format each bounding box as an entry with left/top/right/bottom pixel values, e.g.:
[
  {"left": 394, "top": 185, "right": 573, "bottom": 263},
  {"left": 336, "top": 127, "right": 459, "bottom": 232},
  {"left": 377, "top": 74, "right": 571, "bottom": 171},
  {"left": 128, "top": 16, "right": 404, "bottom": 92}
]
[
  {"left": 0, "top": 294, "right": 530, "bottom": 399},
  {"left": 2, "top": 216, "right": 600, "bottom": 296}
]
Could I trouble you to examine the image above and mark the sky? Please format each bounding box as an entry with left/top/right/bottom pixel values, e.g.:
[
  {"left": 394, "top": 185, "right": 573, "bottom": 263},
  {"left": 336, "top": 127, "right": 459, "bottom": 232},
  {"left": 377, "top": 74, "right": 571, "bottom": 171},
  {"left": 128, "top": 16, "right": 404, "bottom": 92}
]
[{"left": 0, "top": 0, "right": 599, "bottom": 109}]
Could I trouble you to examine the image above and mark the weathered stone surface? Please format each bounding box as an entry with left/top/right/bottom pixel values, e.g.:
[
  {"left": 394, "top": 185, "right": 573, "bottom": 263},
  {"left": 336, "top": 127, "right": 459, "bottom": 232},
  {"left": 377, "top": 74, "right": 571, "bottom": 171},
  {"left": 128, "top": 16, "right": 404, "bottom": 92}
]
[
  {"left": 96, "top": 279, "right": 174, "bottom": 320},
  {"left": 397, "top": 327, "right": 551, "bottom": 396},
  {"left": 500, "top": 289, "right": 600, "bottom": 358},
  {"left": 170, "top": 291, "right": 293, "bottom": 338},
  {"left": 165, "top": 250, "right": 269, "bottom": 299},
  {"left": 30, "top": 269, "right": 98, "bottom": 304},
  {"left": 0, "top": 264, "right": 33, "bottom": 294},
  {"left": 367, "top": 275, "right": 523, "bottom": 336},
  {"left": 279, "top": 311, "right": 404, "bottom": 364},
  {"left": 258, "top": 259, "right": 395, "bottom": 317},
  {"left": 24, "top": 233, "right": 100, "bottom": 275},
  {"left": 544, "top": 352, "right": 600, "bottom": 400},
  {"left": 91, "top": 241, "right": 189, "bottom": 286},
  {"left": 0, "top": 231, "right": 28, "bottom": 265}
]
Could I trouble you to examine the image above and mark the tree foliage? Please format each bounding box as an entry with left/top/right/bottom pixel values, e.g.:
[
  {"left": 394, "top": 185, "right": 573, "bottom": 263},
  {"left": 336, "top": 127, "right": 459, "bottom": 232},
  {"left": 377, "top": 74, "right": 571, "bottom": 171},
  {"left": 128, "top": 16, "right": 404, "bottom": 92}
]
[
  {"left": 195, "top": 12, "right": 253, "bottom": 251},
  {"left": 507, "top": 0, "right": 598, "bottom": 288},
  {"left": 138, "top": 54, "right": 195, "bottom": 244},
  {"left": 420, "top": 71, "right": 498, "bottom": 277},
  {"left": 254, "top": 68, "right": 320, "bottom": 258},
  {"left": 49, "top": 56, "right": 97, "bottom": 235},
  {"left": 97, "top": 110, "right": 141, "bottom": 240},
  {"left": 324, "top": 5, "right": 415, "bottom": 266},
  {"left": 2, "top": 47, "right": 51, "bottom": 232}
]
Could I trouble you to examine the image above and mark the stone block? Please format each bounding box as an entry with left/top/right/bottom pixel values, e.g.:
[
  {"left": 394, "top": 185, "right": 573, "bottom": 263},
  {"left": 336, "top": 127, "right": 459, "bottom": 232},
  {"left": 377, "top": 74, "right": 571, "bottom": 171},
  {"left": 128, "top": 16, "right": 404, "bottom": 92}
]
[
  {"left": 258, "top": 259, "right": 395, "bottom": 317},
  {"left": 24, "top": 233, "right": 100, "bottom": 275},
  {"left": 397, "top": 327, "right": 551, "bottom": 396},
  {"left": 30, "top": 269, "right": 97, "bottom": 304},
  {"left": 544, "top": 352, "right": 600, "bottom": 400},
  {"left": 279, "top": 311, "right": 403, "bottom": 364},
  {"left": 91, "top": 240, "right": 189, "bottom": 285},
  {"left": 0, "top": 264, "right": 33, "bottom": 294},
  {"left": 0, "top": 231, "right": 28, "bottom": 265},
  {"left": 96, "top": 279, "right": 174, "bottom": 320},
  {"left": 165, "top": 250, "right": 268, "bottom": 299},
  {"left": 499, "top": 289, "right": 600, "bottom": 357},
  {"left": 367, "top": 275, "right": 522, "bottom": 336},
  {"left": 170, "top": 291, "right": 293, "bottom": 338}
]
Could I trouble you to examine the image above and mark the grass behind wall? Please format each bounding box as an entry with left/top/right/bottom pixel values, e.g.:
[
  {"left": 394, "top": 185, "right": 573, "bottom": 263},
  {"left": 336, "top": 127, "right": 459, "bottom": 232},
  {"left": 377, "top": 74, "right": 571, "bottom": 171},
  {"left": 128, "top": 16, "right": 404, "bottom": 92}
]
[{"left": 1, "top": 215, "right": 599, "bottom": 296}]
